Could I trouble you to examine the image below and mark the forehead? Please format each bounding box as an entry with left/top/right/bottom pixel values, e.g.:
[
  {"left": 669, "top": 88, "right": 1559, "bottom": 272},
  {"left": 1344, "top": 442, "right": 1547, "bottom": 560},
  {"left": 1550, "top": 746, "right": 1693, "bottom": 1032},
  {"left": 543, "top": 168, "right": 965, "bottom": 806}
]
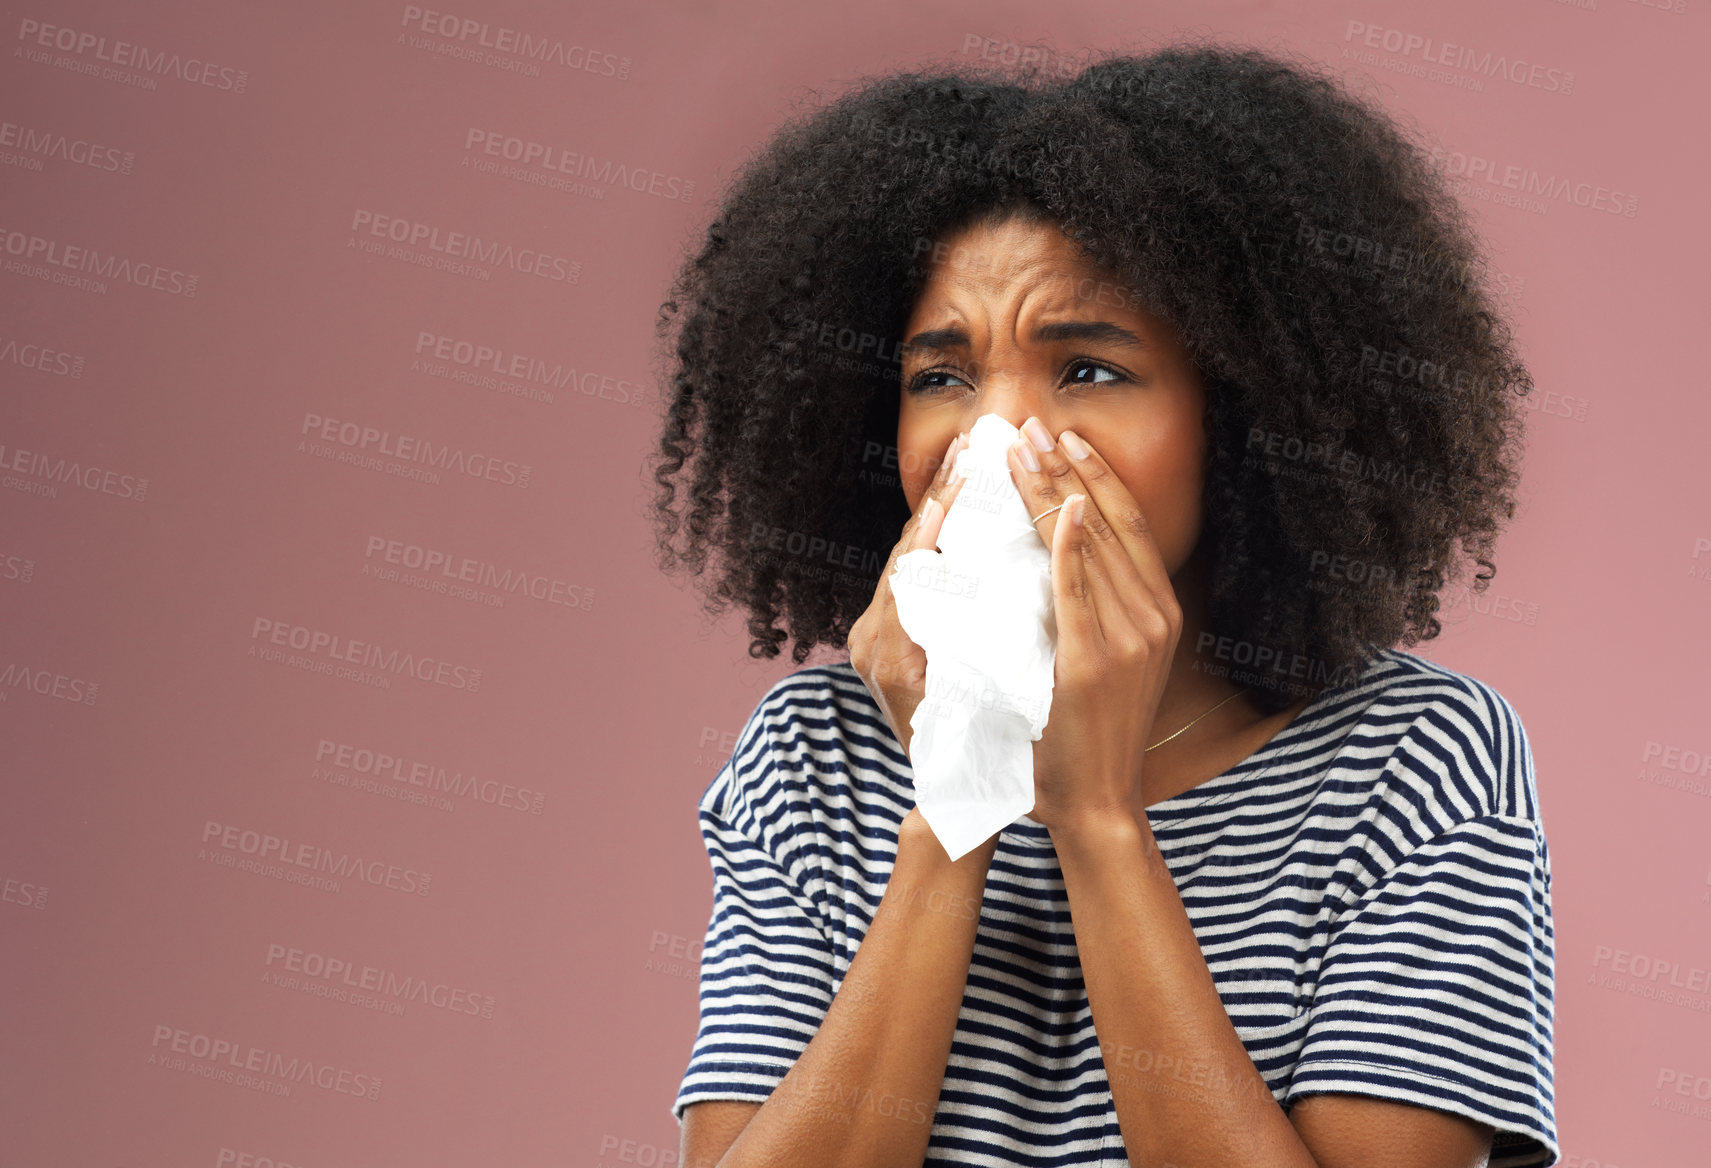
[
  {"left": 908, "top": 217, "right": 1142, "bottom": 326},
  {"left": 919, "top": 215, "right": 1105, "bottom": 285}
]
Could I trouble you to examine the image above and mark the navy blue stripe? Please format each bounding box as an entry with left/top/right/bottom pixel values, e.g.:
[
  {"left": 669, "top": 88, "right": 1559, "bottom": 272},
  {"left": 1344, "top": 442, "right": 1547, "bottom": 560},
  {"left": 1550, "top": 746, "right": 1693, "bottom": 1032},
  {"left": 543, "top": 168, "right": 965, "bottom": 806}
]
[{"left": 673, "top": 647, "right": 1557, "bottom": 1167}]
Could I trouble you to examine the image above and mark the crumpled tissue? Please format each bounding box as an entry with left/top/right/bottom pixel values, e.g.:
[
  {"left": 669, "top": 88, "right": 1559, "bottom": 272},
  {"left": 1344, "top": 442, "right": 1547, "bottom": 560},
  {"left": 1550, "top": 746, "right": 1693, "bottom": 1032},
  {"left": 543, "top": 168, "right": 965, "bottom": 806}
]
[{"left": 887, "top": 413, "right": 1058, "bottom": 860}]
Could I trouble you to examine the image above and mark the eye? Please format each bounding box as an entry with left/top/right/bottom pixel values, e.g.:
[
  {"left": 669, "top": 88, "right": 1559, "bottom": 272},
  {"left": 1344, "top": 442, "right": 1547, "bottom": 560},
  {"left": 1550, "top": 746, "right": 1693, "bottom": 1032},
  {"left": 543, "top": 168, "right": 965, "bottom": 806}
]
[
  {"left": 1065, "top": 359, "right": 1127, "bottom": 387},
  {"left": 903, "top": 358, "right": 1131, "bottom": 396},
  {"left": 903, "top": 368, "right": 970, "bottom": 396}
]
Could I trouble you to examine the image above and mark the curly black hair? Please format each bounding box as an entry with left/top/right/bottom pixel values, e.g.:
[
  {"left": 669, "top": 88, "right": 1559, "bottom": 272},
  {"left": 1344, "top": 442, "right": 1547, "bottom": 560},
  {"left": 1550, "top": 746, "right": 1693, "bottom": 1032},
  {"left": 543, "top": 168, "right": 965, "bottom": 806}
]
[{"left": 645, "top": 39, "right": 1531, "bottom": 714}]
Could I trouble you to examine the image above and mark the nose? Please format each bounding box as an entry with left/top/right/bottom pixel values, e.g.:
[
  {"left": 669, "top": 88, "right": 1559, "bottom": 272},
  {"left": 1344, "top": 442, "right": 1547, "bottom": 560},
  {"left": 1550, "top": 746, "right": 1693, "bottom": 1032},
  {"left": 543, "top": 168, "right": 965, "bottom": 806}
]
[{"left": 971, "top": 378, "right": 1058, "bottom": 440}]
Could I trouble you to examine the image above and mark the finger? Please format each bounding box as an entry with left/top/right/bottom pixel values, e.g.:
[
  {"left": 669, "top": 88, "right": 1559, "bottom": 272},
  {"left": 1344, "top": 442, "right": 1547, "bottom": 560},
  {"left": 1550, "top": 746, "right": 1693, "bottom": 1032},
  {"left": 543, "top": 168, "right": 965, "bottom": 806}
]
[
  {"left": 913, "top": 458, "right": 968, "bottom": 553},
  {"left": 923, "top": 434, "right": 970, "bottom": 536},
  {"left": 1050, "top": 465, "right": 1149, "bottom": 645},
  {"left": 888, "top": 458, "right": 966, "bottom": 636},
  {"left": 1061, "top": 491, "right": 1130, "bottom": 649},
  {"left": 883, "top": 430, "right": 966, "bottom": 580},
  {"left": 1054, "top": 428, "right": 1174, "bottom": 605},
  {"left": 1060, "top": 485, "right": 1142, "bottom": 649},
  {"left": 1008, "top": 425, "right": 1166, "bottom": 608},
  {"left": 1008, "top": 431, "right": 1146, "bottom": 615},
  {"left": 869, "top": 431, "right": 967, "bottom": 695},
  {"left": 1051, "top": 493, "right": 1106, "bottom": 664},
  {"left": 913, "top": 490, "right": 955, "bottom": 553}
]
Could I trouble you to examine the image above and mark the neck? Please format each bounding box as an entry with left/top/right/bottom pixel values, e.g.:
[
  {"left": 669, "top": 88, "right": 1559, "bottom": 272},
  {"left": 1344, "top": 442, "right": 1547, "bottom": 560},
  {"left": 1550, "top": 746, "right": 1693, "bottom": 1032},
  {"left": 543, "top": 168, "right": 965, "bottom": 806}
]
[
  {"left": 1129, "top": 547, "right": 1322, "bottom": 813},
  {"left": 1153, "top": 545, "right": 1256, "bottom": 748}
]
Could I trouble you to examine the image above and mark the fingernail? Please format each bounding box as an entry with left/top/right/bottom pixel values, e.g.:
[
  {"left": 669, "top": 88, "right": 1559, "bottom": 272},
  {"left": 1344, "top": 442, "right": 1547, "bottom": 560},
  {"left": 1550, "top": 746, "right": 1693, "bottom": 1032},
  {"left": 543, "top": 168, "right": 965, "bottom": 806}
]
[
  {"left": 1060, "top": 430, "right": 1090, "bottom": 460},
  {"left": 1012, "top": 437, "right": 1040, "bottom": 472},
  {"left": 1069, "top": 495, "right": 1085, "bottom": 526},
  {"left": 1022, "top": 417, "right": 1054, "bottom": 452}
]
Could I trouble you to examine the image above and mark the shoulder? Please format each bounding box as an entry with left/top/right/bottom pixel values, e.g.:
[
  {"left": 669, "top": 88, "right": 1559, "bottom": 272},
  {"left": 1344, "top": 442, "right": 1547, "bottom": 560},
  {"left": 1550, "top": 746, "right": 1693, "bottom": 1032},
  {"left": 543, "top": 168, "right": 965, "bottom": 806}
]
[
  {"left": 1363, "top": 648, "right": 1539, "bottom": 821},
  {"left": 698, "top": 661, "right": 909, "bottom": 850},
  {"left": 1314, "top": 648, "right": 1545, "bottom": 861},
  {"left": 1298, "top": 654, "right": 1553, "bottom": 962}
]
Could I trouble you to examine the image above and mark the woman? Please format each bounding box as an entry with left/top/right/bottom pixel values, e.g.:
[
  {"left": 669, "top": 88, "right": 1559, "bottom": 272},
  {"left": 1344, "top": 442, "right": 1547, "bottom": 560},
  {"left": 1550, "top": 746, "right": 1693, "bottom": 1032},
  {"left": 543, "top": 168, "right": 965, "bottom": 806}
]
[{"left": 649, "top": 43, "right": 1556, "bottom": 1168}]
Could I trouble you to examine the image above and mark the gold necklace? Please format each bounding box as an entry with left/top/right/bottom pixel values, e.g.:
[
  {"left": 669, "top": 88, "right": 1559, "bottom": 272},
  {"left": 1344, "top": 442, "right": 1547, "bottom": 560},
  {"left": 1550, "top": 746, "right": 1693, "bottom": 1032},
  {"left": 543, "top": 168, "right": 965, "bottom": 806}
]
[{"left": 1145, "top": 689, "right": 1245, "bottom": 752}]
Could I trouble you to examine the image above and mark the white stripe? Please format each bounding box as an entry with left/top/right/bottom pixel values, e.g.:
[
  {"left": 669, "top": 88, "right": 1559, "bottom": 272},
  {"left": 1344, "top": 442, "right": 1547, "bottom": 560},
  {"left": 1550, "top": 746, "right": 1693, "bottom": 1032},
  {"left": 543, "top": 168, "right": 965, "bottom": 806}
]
[{"left": 672, "top": 648, "right": 1557, "bottom": 1168}]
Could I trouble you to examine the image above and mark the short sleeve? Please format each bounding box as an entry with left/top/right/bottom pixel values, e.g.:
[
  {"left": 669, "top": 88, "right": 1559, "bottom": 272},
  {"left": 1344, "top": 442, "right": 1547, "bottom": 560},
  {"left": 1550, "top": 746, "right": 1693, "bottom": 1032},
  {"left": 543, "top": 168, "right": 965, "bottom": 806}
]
[
  {"left": 1286, "top": 813, "right": 1558, "bottom": 1167},
  {"left": 670, "top": 762, "right": 837, "bottom": 1124}
]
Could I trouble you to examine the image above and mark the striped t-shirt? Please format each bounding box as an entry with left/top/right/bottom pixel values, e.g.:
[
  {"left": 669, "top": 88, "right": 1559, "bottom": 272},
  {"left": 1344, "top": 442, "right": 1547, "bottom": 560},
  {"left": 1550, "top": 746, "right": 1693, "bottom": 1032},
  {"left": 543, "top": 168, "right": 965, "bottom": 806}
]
[{"left": 672, "top": 647, "right": 1557, "bottom": 1167}]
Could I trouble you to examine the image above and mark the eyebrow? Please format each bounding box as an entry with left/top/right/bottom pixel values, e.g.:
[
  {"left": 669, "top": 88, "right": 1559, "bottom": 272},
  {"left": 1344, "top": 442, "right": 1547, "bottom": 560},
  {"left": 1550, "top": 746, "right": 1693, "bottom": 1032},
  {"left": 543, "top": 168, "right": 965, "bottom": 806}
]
[{"left": 900, "top": 320, "right": 1147, "bottom": 359}]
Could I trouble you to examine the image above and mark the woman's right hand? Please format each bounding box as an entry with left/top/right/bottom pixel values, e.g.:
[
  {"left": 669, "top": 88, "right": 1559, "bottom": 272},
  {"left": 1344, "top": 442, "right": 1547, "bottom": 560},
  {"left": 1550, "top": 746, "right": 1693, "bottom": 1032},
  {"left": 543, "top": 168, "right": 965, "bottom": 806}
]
[{"left": 848, "top": 430, "right": 967, "bottom": 760}]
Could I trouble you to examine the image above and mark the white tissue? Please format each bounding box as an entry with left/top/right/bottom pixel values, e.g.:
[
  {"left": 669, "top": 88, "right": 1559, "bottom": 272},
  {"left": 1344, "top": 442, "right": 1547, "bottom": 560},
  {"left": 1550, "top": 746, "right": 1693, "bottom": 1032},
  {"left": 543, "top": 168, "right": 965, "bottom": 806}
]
[{"left": 887, "top": 413, "right": 1057, "bottom": 860}]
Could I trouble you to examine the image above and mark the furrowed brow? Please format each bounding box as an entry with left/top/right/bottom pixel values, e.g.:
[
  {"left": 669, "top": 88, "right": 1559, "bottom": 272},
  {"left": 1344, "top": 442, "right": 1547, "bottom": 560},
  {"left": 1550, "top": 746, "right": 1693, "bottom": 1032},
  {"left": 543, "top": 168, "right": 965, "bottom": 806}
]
[
  {"left": 1028, "top": 320, "right": 1146, "bottom": 349},
  {"left": 900, "top": 320, "right": 1145, "bottom": 359},
  {"left": 899, "top": 326, "right": 971, "bottom": 360}
]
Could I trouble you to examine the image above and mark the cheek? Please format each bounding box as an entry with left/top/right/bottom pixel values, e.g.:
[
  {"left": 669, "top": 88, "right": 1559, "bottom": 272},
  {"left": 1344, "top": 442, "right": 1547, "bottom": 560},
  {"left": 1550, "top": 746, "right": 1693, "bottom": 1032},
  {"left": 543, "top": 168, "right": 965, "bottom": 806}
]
[
  {"left": 1105, "top": 448, "right": 1205, "bottom": 555},
  {"left": 897, "top": 446, "right": 934, "bottom": 510},
  {"left": 903, "top": 444, "right": 930, "bottom": 486},
  {"left": 1106, "top": 418, "right": 1200, "bottom": 493}
]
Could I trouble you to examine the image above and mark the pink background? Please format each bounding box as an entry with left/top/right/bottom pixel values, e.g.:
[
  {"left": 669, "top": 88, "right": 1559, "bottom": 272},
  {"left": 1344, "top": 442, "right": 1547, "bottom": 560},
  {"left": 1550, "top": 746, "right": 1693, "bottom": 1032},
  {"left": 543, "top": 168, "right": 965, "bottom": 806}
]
[{"left": 3, "top": 2, "right": 1707, "bottom": 1165}]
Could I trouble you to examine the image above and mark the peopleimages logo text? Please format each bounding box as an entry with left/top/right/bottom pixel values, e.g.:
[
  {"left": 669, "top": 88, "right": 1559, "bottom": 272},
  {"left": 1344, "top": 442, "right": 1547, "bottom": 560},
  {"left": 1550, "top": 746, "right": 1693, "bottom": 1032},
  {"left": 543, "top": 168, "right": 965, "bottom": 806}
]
[
  {"left": 398, "top": 6, "right": 630, "bottom": 78},
  {"left": 15, "top": 18, "right": 250, "bottom": 91},
  {"left": 0, "top": 224, "right": 198, "bottom": 295},
  {"left": 349, "top": 210, "right": 578, "bottom": 283}
]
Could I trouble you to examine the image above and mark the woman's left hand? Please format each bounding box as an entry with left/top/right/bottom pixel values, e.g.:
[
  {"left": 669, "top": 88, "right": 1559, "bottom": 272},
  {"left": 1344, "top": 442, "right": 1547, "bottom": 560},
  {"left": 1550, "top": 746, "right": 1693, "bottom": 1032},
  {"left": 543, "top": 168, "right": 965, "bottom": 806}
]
[{"left": 1006, "top": 419, "right": 1183, "bottom": 834}]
